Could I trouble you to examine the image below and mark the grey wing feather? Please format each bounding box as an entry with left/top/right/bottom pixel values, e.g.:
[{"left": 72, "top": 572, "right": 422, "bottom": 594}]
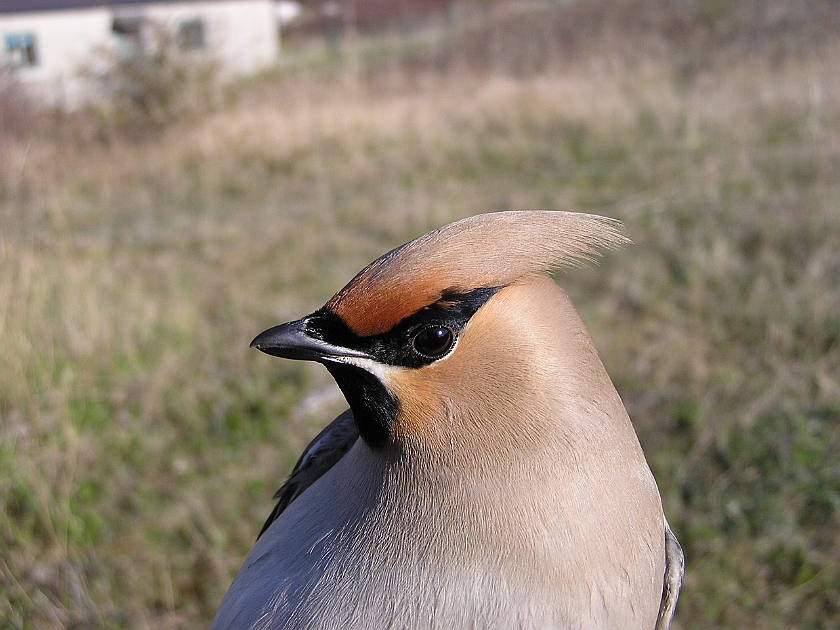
[
  {"left": 257, "top": 409, "right": 358, "bottom": 539},
  {"left": 655, "top": 517, "right": 685, "bottom": 629}
]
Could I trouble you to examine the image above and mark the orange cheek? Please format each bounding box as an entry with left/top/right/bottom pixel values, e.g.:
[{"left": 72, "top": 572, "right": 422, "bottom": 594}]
[
  {"left": 385, "top": 288, "right": 536, "bottom": 441},
  {"left": 386, "top": 369, "right": 446, "bottom": 442},
  {"left": 383, "top": 347, "right": 482, "bottom": 451}
]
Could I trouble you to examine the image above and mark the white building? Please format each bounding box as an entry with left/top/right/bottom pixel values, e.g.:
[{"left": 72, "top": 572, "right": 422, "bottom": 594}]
[{"left": 0, "top": 0, "right": 280, "bottom": 108}]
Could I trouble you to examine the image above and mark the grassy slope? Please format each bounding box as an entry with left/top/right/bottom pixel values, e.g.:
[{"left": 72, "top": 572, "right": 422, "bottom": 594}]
[{"left": 1, "top": 1, "right": 839, "bottom": 628}]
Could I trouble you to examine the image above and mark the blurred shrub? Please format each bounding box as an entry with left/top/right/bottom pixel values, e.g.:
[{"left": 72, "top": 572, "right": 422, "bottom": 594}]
[
  {"left": 0, "top": 67, "right": 39, "bottom": 139},
  {"left": 84, "top": 20, "right": 220, "bottom": 138}
]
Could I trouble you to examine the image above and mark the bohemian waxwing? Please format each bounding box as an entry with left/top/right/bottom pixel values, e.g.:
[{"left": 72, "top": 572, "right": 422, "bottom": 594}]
[{"left": 213, "top": 211, "right": 684, "bottom": 630}]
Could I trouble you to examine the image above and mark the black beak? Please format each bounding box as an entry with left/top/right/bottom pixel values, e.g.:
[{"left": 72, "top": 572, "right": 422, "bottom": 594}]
[{"left": 250, "top": 317, "right": 368, "bottom": 363}]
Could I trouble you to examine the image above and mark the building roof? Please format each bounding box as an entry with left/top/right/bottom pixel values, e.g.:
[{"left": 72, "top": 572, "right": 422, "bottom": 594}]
[{"left": 0, "top": 0, "right": 252, "bottom": 14}]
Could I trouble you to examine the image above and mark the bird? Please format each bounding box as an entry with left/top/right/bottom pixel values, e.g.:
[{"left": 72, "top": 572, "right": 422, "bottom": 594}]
[{"left": 212, "top": 210, "right": 684, "bottom": 630}]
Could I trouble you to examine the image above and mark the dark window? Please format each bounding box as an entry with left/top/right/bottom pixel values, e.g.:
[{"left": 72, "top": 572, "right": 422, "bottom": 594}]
[
  {"left": 112, "top": 15, "right": 144, "bottom": 37},
  {"left": 178, "top": 18, "right": 205, "bottom": 50},
  {"left": 4, "top": 33, "right": 38, "bottom": 68},
  {"left": 112, "top": 15, "right": 144, "bottom": 58}
]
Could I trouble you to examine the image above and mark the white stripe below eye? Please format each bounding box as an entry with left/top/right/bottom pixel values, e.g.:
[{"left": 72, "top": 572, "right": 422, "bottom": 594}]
[
  {"left": 331, "top": 335, "right": 461, "bottom": 373},
  {"left": 332, "top": 355, "right": 397, "bottom": 380}
]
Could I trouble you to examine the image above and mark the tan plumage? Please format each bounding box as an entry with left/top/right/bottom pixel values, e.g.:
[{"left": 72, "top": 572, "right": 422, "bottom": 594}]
[{"left": 213, "top": 211, "right": 683, "bottom": 630}]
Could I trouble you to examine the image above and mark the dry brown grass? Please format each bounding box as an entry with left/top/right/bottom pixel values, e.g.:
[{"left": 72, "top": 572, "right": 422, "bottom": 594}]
[{"left": 1, "top": 1, "right": 839, "bottom": 628}]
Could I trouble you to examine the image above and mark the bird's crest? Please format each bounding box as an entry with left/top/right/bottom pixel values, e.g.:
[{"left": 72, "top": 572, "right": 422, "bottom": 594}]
[{"left": 327, "top": 211, "right": 629, "bottom": 336}]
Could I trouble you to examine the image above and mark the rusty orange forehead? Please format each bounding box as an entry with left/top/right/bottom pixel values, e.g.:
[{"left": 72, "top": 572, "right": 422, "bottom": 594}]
[
  {"left": 327, "top": 267, "right": 461, "bottom": 337},
  {"left": 323, "top": 211, "right": 628, "bottom": 337}
]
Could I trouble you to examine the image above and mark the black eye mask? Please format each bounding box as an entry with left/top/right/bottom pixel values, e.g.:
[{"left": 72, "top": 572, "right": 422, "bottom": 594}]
[{"left": 306, "top": 285, "right": 503, "bottom": 369}]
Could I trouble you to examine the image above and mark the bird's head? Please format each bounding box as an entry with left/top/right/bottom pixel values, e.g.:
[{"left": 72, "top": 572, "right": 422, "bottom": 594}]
[{"left": 252, "top": 211, "right": 629, "bottom": 456}]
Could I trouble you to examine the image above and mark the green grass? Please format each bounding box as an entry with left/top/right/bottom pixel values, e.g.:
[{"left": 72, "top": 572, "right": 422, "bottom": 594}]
[{"left": 1, "top": 0, "right": 839, "bottom": 628}]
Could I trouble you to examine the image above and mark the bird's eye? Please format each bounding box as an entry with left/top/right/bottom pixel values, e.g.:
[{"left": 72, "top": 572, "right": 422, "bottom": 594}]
[{"left": 413, "top": 326, "right": 454, "bottom": 358}]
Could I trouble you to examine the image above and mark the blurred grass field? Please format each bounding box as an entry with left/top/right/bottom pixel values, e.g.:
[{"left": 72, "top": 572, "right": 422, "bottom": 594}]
[{"left": 2, "top": 0, "right": 839, "bottom": 628}]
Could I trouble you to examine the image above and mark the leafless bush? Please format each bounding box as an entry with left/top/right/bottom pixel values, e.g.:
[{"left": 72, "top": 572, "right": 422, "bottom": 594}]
[
  {"left": 84, "top": 20, "right": 220, "bottom": 138},
  {"left": 0, "top": 67, "right": 40, "bottom": 139}
]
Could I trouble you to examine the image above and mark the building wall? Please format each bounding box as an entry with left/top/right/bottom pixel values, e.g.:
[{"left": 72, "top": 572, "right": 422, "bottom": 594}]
[
  {"left": 135, "top": 1, "right": 279, "bottom": 76},
  {"left": 0, "top": 0, "right": 279, "bottom": 108},
  {"left": 0, "top": 7, "right": 112, "bottom": 107}
]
